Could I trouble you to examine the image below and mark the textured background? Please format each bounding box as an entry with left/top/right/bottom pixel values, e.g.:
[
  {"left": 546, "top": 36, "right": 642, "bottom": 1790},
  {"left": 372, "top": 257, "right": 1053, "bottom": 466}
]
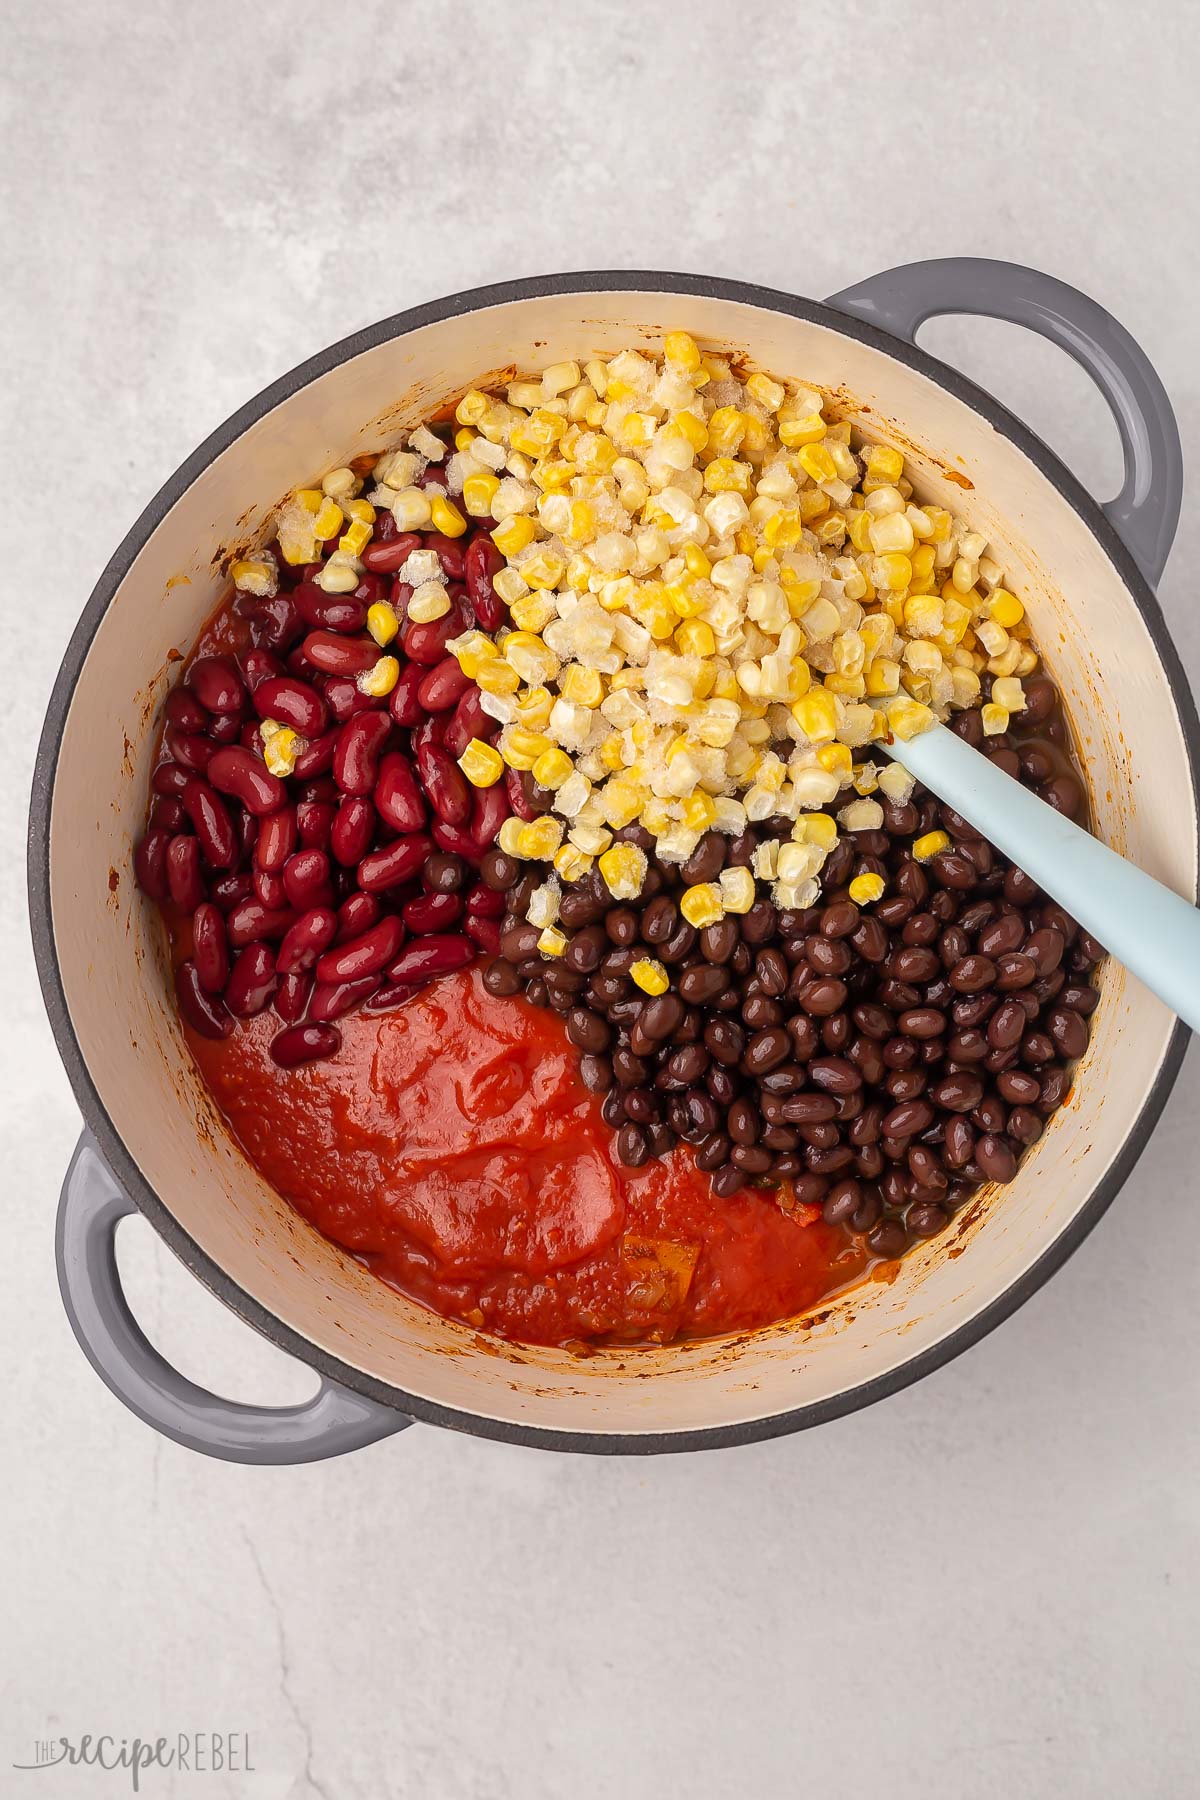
[{"left": 3, "top": 2, "right": 1199, "bottom": 1796}]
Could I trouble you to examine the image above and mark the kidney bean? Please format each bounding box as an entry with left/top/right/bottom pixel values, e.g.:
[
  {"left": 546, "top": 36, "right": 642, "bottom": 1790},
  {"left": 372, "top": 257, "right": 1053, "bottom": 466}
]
[
  {"left": 270, "top": 1021, "right": 342, "bottom": 1066},
  {"left": 315, "top": 914, "right": 407, "bottom": 986},
  {"left": 251, "top": 593, "right": 305, "bottom": 652},
  {"left": 416, "top": 740, "right": 471, "bottom": 826},
  {"left": 294, "top": 582, "right": 367, "bottom": 634},
  {"left": 162, "top": 726, "right": 214, "bottom": 774},
  {"left": 358, "top": 981, "right": 418, "bottom": 1016},
  {"left": 358, "top": 833, "right": 435, "bottom": 893},
  {"left": 273, "top": 970, "right": 313, "bottom": 1024},
  {"left": 388, "top": 933, "right": 475, "bottom": 983},
  {"left": 302, "top": 631, "right": 379, "bottom": 676},
  {"left": 253, "top": 864, "right": 288, "bottom": 909},
  {"left": 176, "top": 961, "right": 234, "bottom": 1039},
  {"left": 463, "top": 914, "right": 500, "bottom": 955},
  {"left": 281, "top": 848, "right": 333, "bottom": 911},
  {"left": 361, "top": 531, "right": 422, "bottom": 574},
  {"left": 225, "top": 943, "right": 277, "bottom": 1017},
  {"left": 443, "top": 687, "right": 494, "bottom": 759},
  {"left": 134, "top": 830, "right": 172, "bottom": 901},
  {"left": 162, "top": 834, "right": 202, "bottom": 909},
  {"left": 468, "top": 782, "right": 509, "bottom": 853},
  {"left": 186, "top": 654, "right": 244, "bottom": 714},
  {"left": 149, "top": 796, "right": 188, "bottom": 835},
  {"left": 333, "top": 711, "right": 391, "bottom": 796},
  {"left": 163, "top": 688, "right": 209, "bottom": 734},
  {"left": 462, "top": 883, "right": 503, "bottom": 922},
  {"left": 207, "top": 746, "right": 285, "bottom": 817},
  {"left": 296, "top": 800, "right": 336, "bottom": 852},
  {"left": 308, "top": 973, "right": 382, "bottom": 1021},
  {"left": 417, "top": 656, "right": 471, "bottom": 715},
  {"left": 239, "top": 646, "right": 285, "bottom": 691},
  {"left": 370, "top": 754, "right": 424, "bottom": 835},
  {"left": 465, "top": 534, "right": 506, "bottom": 630},
  {"left": 225, "top": 899, "right": 295, "bottom": 948},
  {"left": 402, "top": 608, "right": 465, "bottom": 666},
  {"left": 379, "top": 661, "right": 422, "bottom": 730},
  {"left": 182, "top": 777, "right": 237, "bottom": 867},
  {"left": 210, "top": 871, "right": 252, "bottom": 911},
  {"left": 277, "top": 906, "right": 338, "bottom": 976},
  {"left": 402, "top": 891, "right": 463, "bottom": 934},
  {"left": 324, "top": 675, "right": 380, "bottom": 722},
  {"left": 251, "top": 675, "right": 329, "bottom": 737},
  {"left": 329, "top": 796, "right": 375, "bottom": 867},
  {"left": 251, "top": 804, "right": 296, "bottom": 874},
  {"left": 501, "top": 764, "right": 538, "bottom": 824},
  {"left": 151, "top": 761, "right": 190, "bottom": 798}
]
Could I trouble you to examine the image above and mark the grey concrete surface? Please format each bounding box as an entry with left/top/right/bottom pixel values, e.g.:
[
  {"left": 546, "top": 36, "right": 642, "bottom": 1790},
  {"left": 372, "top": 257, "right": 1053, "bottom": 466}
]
[{"left": 2, "top": 1, "right": 1198, "bottom": 1795}]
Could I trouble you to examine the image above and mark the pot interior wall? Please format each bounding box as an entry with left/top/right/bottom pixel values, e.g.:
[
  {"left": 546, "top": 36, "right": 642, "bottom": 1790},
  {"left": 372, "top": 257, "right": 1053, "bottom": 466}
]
[{"left": 45, "top": 288, "right": 1194, "bottom": 1437}]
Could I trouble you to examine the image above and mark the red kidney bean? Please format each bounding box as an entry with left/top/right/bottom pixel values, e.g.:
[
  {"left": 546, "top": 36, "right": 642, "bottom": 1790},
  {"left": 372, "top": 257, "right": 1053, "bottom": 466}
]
[
  {"left": 464, "top": 914, "right": 501, "bottom": 955},
  {"left": 270, "top": 1020, "right": 342, "bottom": 1066},
  {"left": 152, "top": 760, "right": 191, "bottom": 796},
  {"left": 134, "top": 830, "right": 172, "bottom": 901},
  {"left": 316, "top": 915, "right": 406, "bottom": 984},
  {"left": 388, "top": 661, "right": 425, "bottom": 728},
  {"left": 403, "top": 891, "right": 463, "bottom": 934},
  {"left": 207, "top": 746, "right": 285, "bottom": 817},
  {"left": 225, "top": 943, "right": 277, "bottom": 1017},
  {"left": 251, "top": 593, "right": 305, "bottom": 652},
  {"left": 303, "top": 631, "right": 379, "bottom": 675},
  {"left": 255, "top": 805, "right": 298, "bottom": 873},
  {"left": 417, "top": 656, "right": 471, "bottom": 714},
  {"left": 253, "top": 865, "right": 288, "bottom": 909},
  {"left": 251, "top": 675, "right": 329, "bottom": 736},
  {"left": 295, "top": 799, "right": 336, "bottom": 852},
  {"left": 330, "top": 795, "right": 376, "bottom": 866},
  {"left": 182, "top": 777, "right": 237, "bottom": 867},
  {"left": 165, "top": 835, "right": 203, "bottom": 908},
  {"left": 465, "top": 535, "right": 506, "bottom": 631},
  {"left": 431, "top": 820, "right": 480, "bottom": 859},
  {"left": 361, "top": 531, "right": 421, "bottom": 574},
  {"left": 333, "top": 711, "right": 392, "bottom": 796},
  {"left": 241, "top": 647, "right": 286, "bottom": 691},
  {"left": 308, "top": 972, "right": 382, "bottom": 1021},
  {"left": 210, "top": 870, "right": 252, "bottom": 911},
  {"left": 163, "top": 728, "right": 214, "bottom": 780},
  {"left": 238, "top": 721, "right": 263, "bottom": 752},
  {"left": 226, "top": 899, "right": 296, "bottom": 948},
  {"left": 442, "top": 686, "right": 494, "bottom": 758},
  {"left": 361, "top": 982, "right": 418, "bottom": 1016},
  {"left": 336, "top": 892, "right": 382, "bottom": 941},
  {"left": 324, "top": 674, "right": 380, "bottom": 722},
  {"left": 186, "top": 654, "right": 244, "bottom": 714},
  {"left": 504, "top": 765, "right": 538, "bottom": 823},
  {"left": 164, "top": 688, "right": 210, "bottom": 732},
  {"left": 176, "top": 961, "right": 234, "bottom": 1039},
  {"left": 293, "top": 582, "right": 367, "bottom": 634},
  {"left": 419, "top": 463, "right": 449, "bottom": 490},
  {"left": 292, "top": 730, "right": 337, "bottom": 779},
  {"left": 192, "top": 902, "right": 229, "bottom": 993},
  {"left": 412, "top": 713, "right": 448, "bottom": 755},
  {"left": 375, "top": 753, "right": 426, "bottom": 833},
  {"left": 358, "top": 833, "right": 435, "bottom": 893},
  {"left": 402, "top": 608, "right": 465, "bottom": 665},
  {"left": 273, "top": 970, "right": 313, "bottom": 1023},
  {"left": 416, "top": 740, "right": 470, "bottom": 826},
  {"left": 149, "top": 796, "right": 187, "bottom": 834},
  {"left": 424, "top": 531, "right": 467, "bottom": 581},
  {"left": 212, "top": 712, "right": 246, "bottom": 747},
  {"left": 470, "top": 781, "right": 509, "bottom": 852},
  {"left": 466, "top": 882, "right": 506, "bottom": 918},
  {"left": 277, "top": 906, "right": 338, "bottom": 975},
  {"left": 388, "top": 933, "right": 474, "bottom": 982},
  {"left": 352, "top": 573, "right": 389, "bottom": 606},
  {"left": 283, "top": 848, "right": 334, "bottom": 910}
]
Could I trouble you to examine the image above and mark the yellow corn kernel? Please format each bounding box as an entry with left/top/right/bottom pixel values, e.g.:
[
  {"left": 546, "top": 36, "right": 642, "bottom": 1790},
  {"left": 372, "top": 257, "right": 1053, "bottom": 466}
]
[
  {"left": 801, "top": 813, "right": 840, "bottom": 852},
  {"left": 230, "top": 557, "right": 277, "bottom": 596},
  {"left": 346, "top": 497, "right": 375, "bottom": 525},
  {"left": 675, "top": 619, "right": 715, "bottom": 658},
  {"left": 455, "top": 389, "right": 491, "bottom": 427},
  {"left": 682, "top": 791, "right": 717, "bottom": 832},
  {"left": 817, "top": 742, "right": 853, "bottom": 775},
  {"left": 981, "top": 702, "right": 1009, "bottom": 736},
  {"left": 561, "top": 664, "right": 604, "bottom": 708},
  {"left": 541, "top": 359, "right": 581, "bottom": 397},
  {"left": 427, "top": 493, "right": 466, "bottom": 538},
  {"left": 746, "top": 370, "right": 786, "bottom": 410},
  {"left": 673, "top": 410, "right": 709, "bottom": 453},
  {"left": 262, "top": 727, "right": 303, "bottom": 777},
  {"left": 679, "top": 883, "right": 724, "bottom": 929},
  {"left": 295, "top": 489, "right": 323, "bottom": 513},
  {"left": 515, "top": 685, "right": 555, "bottom": 730},
  {"left": 718, "top": 865, "right": 756, "bottom": 914},
  {"left": 989, "top": 589, "right": 1025, "bottom": 628},
  {"left": 454, "top": 428, "right": 477, "bottom": 451},
  {"left": 475, "top": 659, "right": 521, "bottom": 696},
  {"left": 791, "top": 687, "right": 840, "bottom": 743},
  {"left": 664, "top": 330, "right": 702, "bottom": 371},
  {"left": 848, "top": 872, "right": 886, "bottom": 906},
  {"left": 519, "top": 816, "right": 565, "bottom": 860},
  {"left": 865, "top": 444, "right": 905, "bottom": 484},
  {"left": 502, "top": 727, "right": 554, "bottom": 771},
  {"left": 493, "top": 566, "right": 531, "bottom": 607},
  {"left": 797, "top": 443, "right": 838, "bottom": 483},
  {"left": 553, "top": 843, "right": 594, "bottom": 882},
  {"left": 504, "top": 631, "right": 558, "bottom": 685},
  {"left": 598, "top": 842, "right": 648, "bottom": 900},
  {"left": 599, "top": 733, "right": 626, "bottom": 773},
  {"left": 447, "top": 629, "right": 497, "bottom": 678},
  {"left": 509, "top": 593, "right": 558, "bottom": 633},
  {"left": 458, "top": 739, "right": 504, "bottom": 787},
  {"left": 356, "top": 656, "right": 399, "bottom": 698},
  {"left": 703, "top": 457, "right": 752, "bottom": 494},
  {"left": 762, "top": 508, "right": 804, "bottom": 551},
  {"left": 532, "top": 747, "right": 574, "bottom": 790},
  {"left": 739, "top": 412, "right": 769, "bottom": 461},
  {"left": 492, "top": 515, "right": 539, "bottom": 557},
  {"left": 991, "top": 676, "right": 1026, "bottom": 713},
  {"left": 537, "top": 926, "right": 568, "bottom": 958},
  {"left": 407, "top": 586, "right": 451, "bottom": 624},
  {"left": 521, "top": 548, "right": 566, "bottom": 591},
  {"left": 391, "top": 487, "right": 434, "bottom": 530},
  {"left": 321, "top": 467, "right": 358, "bottom": 500},
  {"left": 338, "top": 519, "right": 373, "bottom": 559},
  {"left": 886, "top": 697, "right": 936, "bottom": 740},
  {"left": 312, "top": 498, "right": 343, "bottom": 542},
  {"left": 706, "top": 407, "right": 745, "bottom": 455},
  {"left": 779, "top": 413, "right": 827, "bottom": 448},
  {"left": 598, "top": 777, "right": 644, "bottom": 830},
  {"left": 366, "top": 601, "right": 399, "bottom": 646},
  {"left": 876, "top": 552, "right": 913, "bottom": 591},
  {"left": 497, "top": 817, "right": 526, "bottom": 857},
  {"left": 913, "top": 829, "right": 951, "bottom": 862},
  {"left": 630, "top": 957, "right": 670, "bottom": 996},
  {"left": 682, "top": 541, "right": 711, "bottom": 579},
  {"left": 865, "top": 658, "right": 902, "bottom": 698},
  {"left": 462, "top": 472, "right": 501, "bottom": 517}
]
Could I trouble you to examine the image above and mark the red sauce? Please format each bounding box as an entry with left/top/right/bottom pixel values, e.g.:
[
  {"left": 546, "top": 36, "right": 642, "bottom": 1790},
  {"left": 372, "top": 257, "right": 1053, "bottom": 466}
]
[{"left": 186, "top": 969, "right": 869, "bottom": 1346}]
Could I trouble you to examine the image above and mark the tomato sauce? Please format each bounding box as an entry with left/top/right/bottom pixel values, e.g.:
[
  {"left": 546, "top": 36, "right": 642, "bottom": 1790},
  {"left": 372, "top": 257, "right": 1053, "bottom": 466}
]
[{"left": 186, "top": 969, "right": 869, "bottom": 1346}]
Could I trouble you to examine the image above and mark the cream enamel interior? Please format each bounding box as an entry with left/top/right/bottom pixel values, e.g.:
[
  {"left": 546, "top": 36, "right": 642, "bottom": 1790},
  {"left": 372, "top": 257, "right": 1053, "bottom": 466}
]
[{"left": 46, "top": 288, "right": 1195, "bottom": 1438}]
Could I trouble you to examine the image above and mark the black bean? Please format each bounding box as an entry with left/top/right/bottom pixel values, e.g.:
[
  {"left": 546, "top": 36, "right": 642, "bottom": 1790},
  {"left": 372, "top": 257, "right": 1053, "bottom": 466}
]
[
  {"left": 567, "top": 1008, "right": 611, "bottom": 1054},
  {"left": 606, "top": 907, "right": 639, "bottom": 946},
  {"left": 928, "top": 1072, "right": 984, "bottom": 1112},
  {"left": 987, "top": 999, "right": 1026, "bottom": 1049},
  {"left": 700, "top": 920, "right": 739, "bottom": 963},
  {"left": 482, "top": 958, "right": 521, "bottom": 997},
  {"left": 744, "top": 1028, "right": 791, "bottom": 1074},
  {"left": 882, "top": 1099, "right": 934, "bottom": 1138},
  {"left": 823, "top": 1179, "right": 862, "bottom": 1225},
  {"left": 1046, "top": 1006, "right": 1089, "bottom": 1059},
  {"left": 976, "top": 1133, "right": 1017, "bottom": 1183},
  {"left": 728, "top": 1097, "right": 760, "bottom": 1145},
  {"left": 680, "top": 832, "right": 726, "bottom": 885},
  {"left": 678, "top": 963, "right": 729, "bottom": 1004},
  {"left": 906, "top": 1201, "right": 949, "bottom": 1238},
  {"left": 741, "top": 902, "right": 778, "bottom": 946},
  {"left": 731, "top": 1143, "right": 772, "bottom": 1174},
  {"left": 578, "top": 1053, "right": 612, "bottom": 1093},
  {"left": 616, "top": 1123, "right": 650, "bottom": 1167}
]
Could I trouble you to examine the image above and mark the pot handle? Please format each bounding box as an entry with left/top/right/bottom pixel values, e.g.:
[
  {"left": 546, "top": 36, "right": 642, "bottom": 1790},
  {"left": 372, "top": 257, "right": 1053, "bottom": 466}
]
[
  {"left": 56, "top": 1132, "right": 412, "bottom": 1464},
  {"left": 827, "top": 258, "right": 1182, "bottom": 585}
]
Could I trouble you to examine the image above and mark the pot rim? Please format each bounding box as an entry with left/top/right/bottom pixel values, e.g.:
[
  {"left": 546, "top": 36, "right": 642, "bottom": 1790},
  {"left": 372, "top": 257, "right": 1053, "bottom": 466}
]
[{"left": 28, "top": 269, "right": 1198, "bottom": 1454}]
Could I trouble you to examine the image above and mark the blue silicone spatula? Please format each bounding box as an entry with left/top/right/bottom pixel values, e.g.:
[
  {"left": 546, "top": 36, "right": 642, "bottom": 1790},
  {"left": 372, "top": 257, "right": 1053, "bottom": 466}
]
[{"left": 879, "top": 724, "right": 1200, "bottom": 1031}]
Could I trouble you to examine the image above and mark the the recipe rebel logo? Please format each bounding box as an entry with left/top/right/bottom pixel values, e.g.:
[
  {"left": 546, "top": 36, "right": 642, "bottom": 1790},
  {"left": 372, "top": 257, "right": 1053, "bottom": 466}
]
[{"left": 12, "top": 1732, "right": 255, "bottom": 1790}]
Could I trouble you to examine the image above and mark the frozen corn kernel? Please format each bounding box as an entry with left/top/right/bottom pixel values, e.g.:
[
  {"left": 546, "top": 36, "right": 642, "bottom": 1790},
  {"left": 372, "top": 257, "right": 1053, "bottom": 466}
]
[
  {"left": 838, "top": 797, "right": 884, "bottom": 831},
  {"left": 989, "top": 589, "right": 1025, "bottom": 628},
  {"left": 408, "top": 582, "right": 451, "bottom": 624},
  {"left": 321, "top": 466, "right": 358, "bottom": 499},
  {"left": 339, "top": 518, "right": 373, "bottom": 559},
  {"left": 630, "top": 957, "right": 670, "bottom": 996},
  {"left": 357, "top": 656, "right": 399, "bottom": 697},
  {"left": 314, "top": 558, "right": 361, "bottom": 594},
  {"left": 537, "top": 926, "right": 567, "bottom": 958},
  {"left": 597, "top": 842, "right": 648, "bottom": 900},
  {"left": 459, "top": 739, "right": 504, "bottom": 786},
  {"left": 392, "top": 487, "right": 433, "bottom": 531},
  {"left": 877, "top": 762, "right": 916, "bottom": 804},
  {"left": 680, "top": 883, "right": 724, "bottom": 928},
  {"left": 367, "top": 601, "right": 399, "bottom": 646},
  {"left": 532, "top": 747, "right": 574, "bottom": 789},
  {"left": 263, "top": 727, "right": 304, "bottom": 777},
  {"left": 991, "top": 676, "right": 1026, "bottom": 713},
  {"left": 886, "top": 697, "right": 936, "bottom": 740},
  {"left": 553, "top": 844, "right": 594, "bottom": 882},
  {"left": 231, "top": 554, "right": 278, "bottom": 598},
  {"left": 526, "top": 879, "right": 561, "bottom": 929},
  {"left": 429, "top": 494, "right": 467, "bottom": 537},
  {"left": 981, "top": 702, "right": 1009, "bottom": 736},
  {"left": 518, "top": 816, "right": 565, "bottom": 860},
  {"left": 848, "top": 872, "right": 886, "bottom": 905},
  {"left": 718, "top": 865, "right": 756, "bottom": 913},
  {"left": 312, "top": 498, "right": 343, "bottom": 542},
  {"left": 913, "top": 830, "right": 951, "bottom": 862}
]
